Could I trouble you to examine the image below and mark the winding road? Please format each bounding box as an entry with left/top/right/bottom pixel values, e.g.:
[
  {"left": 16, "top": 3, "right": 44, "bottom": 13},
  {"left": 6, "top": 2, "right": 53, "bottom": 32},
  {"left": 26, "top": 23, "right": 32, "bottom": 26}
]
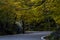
[{"left": 0, "top": 31, "right": 52, "bottom": 40}]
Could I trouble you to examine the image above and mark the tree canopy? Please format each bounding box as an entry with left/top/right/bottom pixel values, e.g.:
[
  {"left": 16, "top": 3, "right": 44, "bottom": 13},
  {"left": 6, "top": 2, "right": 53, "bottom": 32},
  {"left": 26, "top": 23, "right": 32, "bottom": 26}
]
[{"left": 0, "top": 0, "right": 60, "bottom": 34}]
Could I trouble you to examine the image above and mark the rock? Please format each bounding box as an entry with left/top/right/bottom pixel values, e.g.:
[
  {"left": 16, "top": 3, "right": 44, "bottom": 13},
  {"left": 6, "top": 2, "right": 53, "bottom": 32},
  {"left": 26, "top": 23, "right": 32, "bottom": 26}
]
[
  {"left": 46, "top": 27, "right": 60, "bottom": 40},
  {"left": 0, "top": 22, "right": 23, "bottom": 35}
]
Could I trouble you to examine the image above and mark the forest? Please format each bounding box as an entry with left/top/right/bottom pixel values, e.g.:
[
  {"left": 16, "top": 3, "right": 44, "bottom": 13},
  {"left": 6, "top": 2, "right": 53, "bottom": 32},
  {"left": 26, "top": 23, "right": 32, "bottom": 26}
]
[{"left": 0, "top": 0, "right": 60, "bottom": 40}]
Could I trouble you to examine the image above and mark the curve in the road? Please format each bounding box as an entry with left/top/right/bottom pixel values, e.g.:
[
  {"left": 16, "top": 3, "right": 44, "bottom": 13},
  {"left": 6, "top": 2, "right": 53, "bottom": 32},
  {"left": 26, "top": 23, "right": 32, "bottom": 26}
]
[{"left": 0, "top": 31, "right": 52, "bottom": 40}]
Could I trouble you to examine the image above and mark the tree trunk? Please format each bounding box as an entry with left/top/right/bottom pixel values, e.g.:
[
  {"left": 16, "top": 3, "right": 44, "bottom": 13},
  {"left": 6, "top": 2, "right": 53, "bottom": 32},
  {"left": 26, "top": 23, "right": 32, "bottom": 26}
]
[{"left": 22, "top": 20, "right": 25, "bottom": 34}]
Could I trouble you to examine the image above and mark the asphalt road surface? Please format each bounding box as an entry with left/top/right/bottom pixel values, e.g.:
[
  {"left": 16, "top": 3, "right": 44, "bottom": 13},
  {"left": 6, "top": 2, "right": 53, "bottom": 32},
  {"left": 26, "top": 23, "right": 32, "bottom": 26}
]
[{"left": 0, "top": 31, "right": 52, "bottom": 40}]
